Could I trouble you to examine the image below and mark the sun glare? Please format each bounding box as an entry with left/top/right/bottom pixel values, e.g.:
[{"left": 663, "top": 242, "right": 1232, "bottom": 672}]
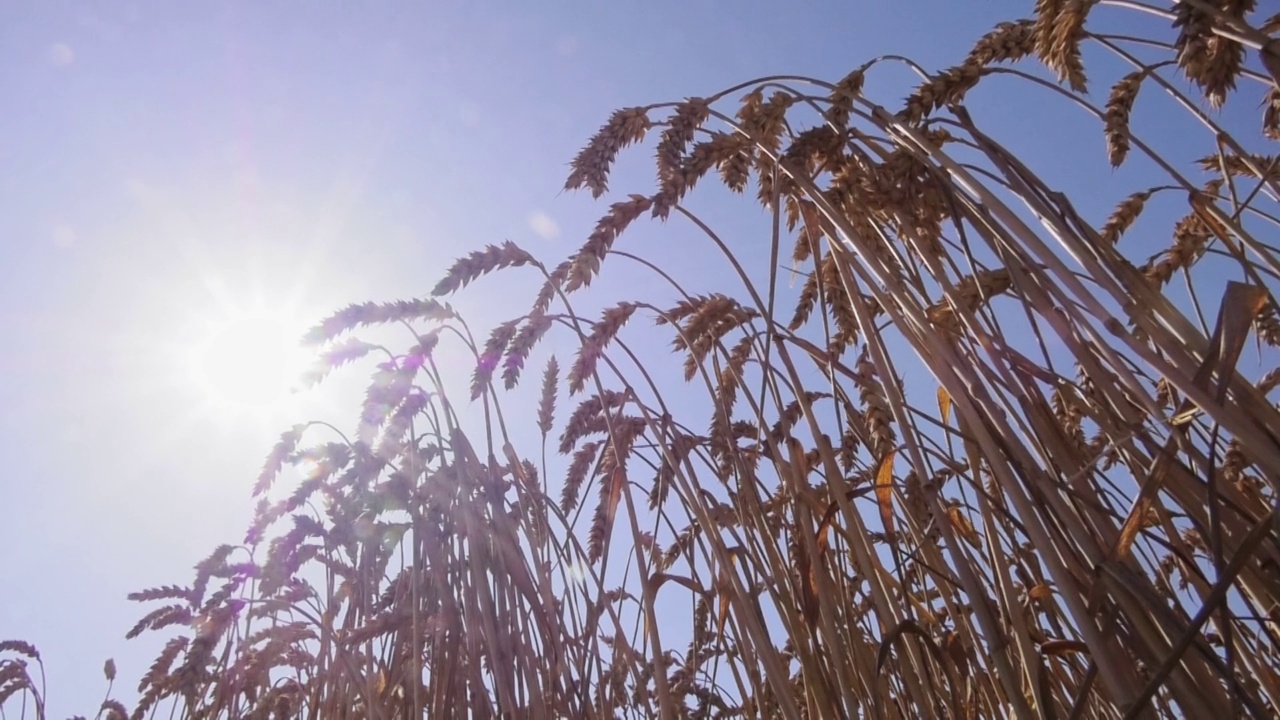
[{"left": 182, "top": 302, "right": 315, "bottom": 427}]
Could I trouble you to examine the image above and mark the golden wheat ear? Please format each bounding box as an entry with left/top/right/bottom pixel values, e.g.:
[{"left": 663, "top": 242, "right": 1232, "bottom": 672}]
[
  {"left": 565, "top": 107, "right": 652, "bottom": 198},
  {"left": 432, "top": 239, "right": 535, "bottom": 297},
  {"left": 303, "top": 298, "right": 454, "bottom": 346}
]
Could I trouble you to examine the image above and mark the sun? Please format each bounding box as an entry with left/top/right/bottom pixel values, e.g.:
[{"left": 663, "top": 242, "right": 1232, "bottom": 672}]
[{"left": 181, "top": 299, "right": 316, "bottom": 427}]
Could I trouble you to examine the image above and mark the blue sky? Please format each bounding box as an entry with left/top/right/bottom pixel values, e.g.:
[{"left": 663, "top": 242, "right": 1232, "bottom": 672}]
[{"left": 2, "top": 1, "right": 1273, "bottom": 716}]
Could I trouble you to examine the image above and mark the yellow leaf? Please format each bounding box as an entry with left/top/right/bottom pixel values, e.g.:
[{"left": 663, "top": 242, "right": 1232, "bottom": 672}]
[
  {"left": 946, "top": 505, "right": 980, "bottom": 548},
  {"left": 875, "top": 450, "right": 898, "bottom": 541},
  {"left": 1040, "top": 639, "right": 1089, "bottom": 656},
  {"left": 937, "top": 386, "right": 952, "bottom": 426}
]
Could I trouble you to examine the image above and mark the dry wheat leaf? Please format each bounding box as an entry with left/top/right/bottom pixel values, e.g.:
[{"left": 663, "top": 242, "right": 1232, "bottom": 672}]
[{"left": 875, "top": 449, "right": 898, "bottom": 542}]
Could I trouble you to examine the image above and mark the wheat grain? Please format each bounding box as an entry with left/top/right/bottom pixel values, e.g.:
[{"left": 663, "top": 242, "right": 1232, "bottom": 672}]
[
  {"left": 568, "top": 302, "right": 638, "bottom": 395},
  {"left": 566, "top": 195, "right": 653, "bottom": 293},
  {"left": 852, "top": 347, "right": 896, "bottom": 459},
  {"left": 789, "top": 268, "right": 821, "bottom": 331},
  {"left": 661, "top": 294, "right": 760, "bottom": 382},
  {"left": 559, "top": 390, "right": 626, "bottom": 455},
  {"left": 927, "top": 268, "right": 1013, "bottom": 334},
  {"left": 127, "top": 586, "right": 194, "bottom": 604},
  {"left": 657, "top": 293, "right": 721, "bottom": 330},
  {"left": 299, "top": 338, "right": 378, "bottom": 389},
  {"left": 503, "top": 312, "right": 553, "bottom": 389},
  {"left": 736, "top": 90, "right": 793, "bottom": 156},
  {"left": 782, "top": 126, "right": 845, "bottom": 178},
  {"left": 0, "top": 642, "right": 39, "bottom": 661},
  {"left": 820, "top": 254, "right": 862, "bottom": 355},
  {"left": 1198, "top": 152, "right": 1280, "bottom": 182},
  {"left": 303, "top": 298, "right": 454, "bottom": 345},
  {"left": 1104, "top": 70, "right": 1144, "bottom": 167},
  {"left": 126, "top": 605, "right": 193, "bottom": 641},
  {"left": 828, "top": 67, "right": 867, "bottom": 128},
  {"left": 0, "top": 673, "right": 32, "bottom": 709},
  {"left": 189, "top": 544, "right": 236, "bottom": 611},
  {"left": 1099, "top": 190, "right": 1152, "bottom": 245},
  {"left": 791, "top": 199, "right": 828, "bottom": 269},
  {"left": 1044, "top": 0, "right": 1095, "bottom": 92},
  {"left": 566, "top": 107, "right": 652, "bottom": 198},
  {"left": 1257, "top": 367, "right": 1280, "bottom": 395},
  {"left": 657, "top": 98, "right": 710, "bottom": 183},
  {"left": 1033, "top": 0, "right": 1066, "bottom": 57},
  {"left": 1263, "top": 87, "right": 1280, "bottom": 140},
  {"left": 587, "top": 468, "right": 626, "bottom": 564},
  {"left": 676, "top": 132, "right": 753, "bottom": 202},
  {"left": 900, "top": 62, "right": 985, "bottom": 123},
  {"left": 1172, "top": 1, "right": 1246, "bottom": 108},
  {"left": 598, "top": 416, "right": 642, "bottom": 478},
  {"left": 714, "top": 334, "right": 755, "bottom": 421},
  {"left": 650, "top": 430, "right": 698, "bottom": 512},
  {"left": 838, "top": 398, "right": 870, "bottom": 471},
  {"left": 717, "top": 132, "right": 754, "bottom": 193},
  {"left": 537, "top": 355, "right": 559, "bottom": 437},
  {"left": 101, "top": 699, "right": 130, "bottom": 720},
  {"left": 1144, "top": 207, "right": 1212, "bottom": 286},
  {"left": 432, "top": 240, "right": 534, "bottom": 297},
  {"left": 1255, "top": 303, "right": 1280, "bottom": 346},
  {"left": 470, "top": 319, "right": 519, "bottom": 399},
  {"left": 967, "top": 19, "right": 1037, "bottom": 66},
  {"left": 138, "top": 636, "right": 187, "bottom": 696},
  {"left": 375, "top": 389, "right": 428, "bottom": 458},
  {"left": 770, "top": 392, "right": 831, "bottom": 444}
]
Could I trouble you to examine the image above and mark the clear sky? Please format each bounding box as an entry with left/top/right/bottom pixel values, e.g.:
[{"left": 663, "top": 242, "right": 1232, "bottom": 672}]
[{"left": 1, "top": 1, "right": 1271, "bottom": 716}]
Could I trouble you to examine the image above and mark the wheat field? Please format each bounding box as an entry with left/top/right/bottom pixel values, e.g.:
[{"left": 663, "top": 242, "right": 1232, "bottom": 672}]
[{"left": 7, "top": 2, "right": 1280, "bottom": 718}]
